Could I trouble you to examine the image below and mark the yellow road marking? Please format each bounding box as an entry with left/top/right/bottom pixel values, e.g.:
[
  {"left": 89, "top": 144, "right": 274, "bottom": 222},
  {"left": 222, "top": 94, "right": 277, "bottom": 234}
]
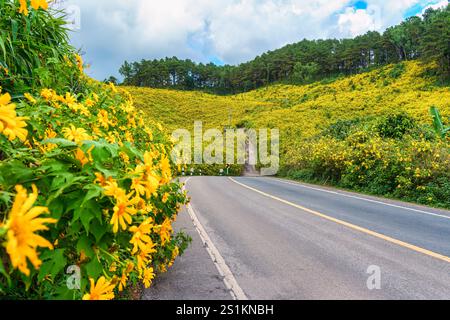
[{"left": 229, "top": 177, "right": 450, "bottom": 264}]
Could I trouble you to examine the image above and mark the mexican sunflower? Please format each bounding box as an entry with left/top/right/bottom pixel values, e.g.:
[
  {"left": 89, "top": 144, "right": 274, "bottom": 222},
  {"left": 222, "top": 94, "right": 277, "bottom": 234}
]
[
  {"left": 62, "top": 125, "right": 91, "bottom": 143},
  {"left": 155, "top": 218, "right": 173, "bottom": 245},
  {"left": 129, "top": 218, "right": 154, "bottom": 254},
  {"left": 18, "top": 0, "right": 28, "bottom": 15},
  {"left": 0, "top": 93, "right": 29, "bottom": 142},
  {"left": 110, "top": 192, "right": 139, "bottom": 233},
  {"left": 31, "top": 0, "right": 48, "bottom": 10},
  {"left": 5, "top": 185, "right": 57, "bottom": 276},
  {"left": 82, "top": 277, "right": 115, "bottom": 300}
]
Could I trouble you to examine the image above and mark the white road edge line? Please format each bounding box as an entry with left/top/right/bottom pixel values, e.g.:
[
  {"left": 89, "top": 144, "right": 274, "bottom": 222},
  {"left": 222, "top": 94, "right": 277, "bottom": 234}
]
[
  {"left": 269, "top": 177, "right": 450, "bottom": 220},
  {"left": 229, "top": 177, "right": 450, "bottom": 264},
  {"left": 183, "top": 177, "right": 248, "bottom": 301}
]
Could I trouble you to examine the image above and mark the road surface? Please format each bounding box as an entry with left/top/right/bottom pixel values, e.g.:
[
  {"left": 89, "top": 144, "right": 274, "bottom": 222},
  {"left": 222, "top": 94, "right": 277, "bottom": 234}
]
[{"left": 144, "top": 176, "right": 450, "bottom": 300}]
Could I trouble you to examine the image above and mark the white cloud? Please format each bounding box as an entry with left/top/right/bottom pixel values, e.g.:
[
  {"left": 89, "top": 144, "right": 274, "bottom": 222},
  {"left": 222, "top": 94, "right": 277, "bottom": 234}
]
[
  {"left": 419, "top": 0, "right": 449, "bottom": 15},
  {"left": 338, "top": 7, "right": 379, "bottom": 37},
  {"left": 61, "top": 0, "right": 439, "bottom": 80}
]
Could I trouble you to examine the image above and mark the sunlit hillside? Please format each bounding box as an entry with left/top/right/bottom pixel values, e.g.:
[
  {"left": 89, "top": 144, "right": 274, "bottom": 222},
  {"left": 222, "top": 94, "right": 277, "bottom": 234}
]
[
  {"left": 128, "top": 61, "right": 450, "bottom": 209},
  {"left": 128, "top": 61, "right": 450, "bottom": 136}
]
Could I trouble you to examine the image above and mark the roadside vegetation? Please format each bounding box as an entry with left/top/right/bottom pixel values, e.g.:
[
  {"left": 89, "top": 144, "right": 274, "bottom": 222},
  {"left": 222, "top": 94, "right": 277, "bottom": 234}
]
[{"left": 0, "top": 0, "right": 190, "bottom": 299}]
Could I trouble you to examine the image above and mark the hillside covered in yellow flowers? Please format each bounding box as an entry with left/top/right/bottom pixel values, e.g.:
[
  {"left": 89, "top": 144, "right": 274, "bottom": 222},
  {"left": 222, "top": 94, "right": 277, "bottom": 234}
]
[
  {"left": 129, "top": 61, "right": 449, "bottom": 134},
  {"left": 128, "top": 61, "right": 450, "bottom": 209}
]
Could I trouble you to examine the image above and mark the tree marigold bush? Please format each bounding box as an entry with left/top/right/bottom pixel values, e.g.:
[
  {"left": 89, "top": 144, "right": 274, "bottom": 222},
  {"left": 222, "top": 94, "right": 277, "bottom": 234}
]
[{"left": 0, "top": 1, "right": 190, "bottom": 299}]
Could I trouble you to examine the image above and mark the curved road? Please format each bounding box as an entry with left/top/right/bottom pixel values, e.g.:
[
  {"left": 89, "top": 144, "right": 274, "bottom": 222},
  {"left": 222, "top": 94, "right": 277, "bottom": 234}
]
[{"left": 146, "top": 176, "right": 450, "bottom": 300}]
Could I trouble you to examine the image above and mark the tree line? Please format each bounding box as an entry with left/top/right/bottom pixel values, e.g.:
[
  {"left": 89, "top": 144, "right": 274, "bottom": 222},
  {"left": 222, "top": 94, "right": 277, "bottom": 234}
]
[{"left": 119, "top": 5, "right": 450, "bottom": 94}]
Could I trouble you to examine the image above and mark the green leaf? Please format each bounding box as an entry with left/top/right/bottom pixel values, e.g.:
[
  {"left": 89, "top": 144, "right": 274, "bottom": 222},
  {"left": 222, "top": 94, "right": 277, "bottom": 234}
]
[
  {"left": 0, "top": 191, "right": 11, "bottom": 205},
  {"left": 83, "top": 140, "right": 119, "bottom": 163},
  {"left": 81, "top": 184, "right": 103, "bottom": 206},
  {"left": 47, "top": 173, "right": 86, "bottom": 205},
  {"left": 121, "top": 142, "right": 142, "bottom": 160},
  {"left": 76, "top": 235, "right": 95, "bottom": 259},
  {"left": 90, "top": 220, "right": 108, "bottom": 243},
  {"left": 85, "top": 258, "right": 103, "bottom": 279},
  {"left": 38, "top": 249, "right": 66, "bottom": 281},
  {"left": 42, "top": 138, "right": 77, "bottom": 148},
  {"left": 0, "top": 259, "right": 11, "bottom": 287},
  {"left": 11, "top": 19, "right": 18, "bottom": 42},
  {"left": 38, "top": 260, "right": 53, "bottom": 282},
  {"left": 0, "top": 160, "right": 34, "bottom": 187},
  {"left": 0, "top": 35, "right": 6, "bottom": 61},
  {"left": 48, "top": 198, "right": 65, "bottom": 221},
  {"left": 80, "top": 209, "right": 94, "bottom": 233},
  {"left": 73, "top": 199, "right": 101, "bottom": 232}
]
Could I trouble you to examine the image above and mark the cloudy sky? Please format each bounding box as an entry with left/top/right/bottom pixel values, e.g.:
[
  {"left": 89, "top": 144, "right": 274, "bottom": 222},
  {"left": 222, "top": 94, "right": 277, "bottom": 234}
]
[{"left": 57, "top": 0, "right": 449, "bottom": 80}]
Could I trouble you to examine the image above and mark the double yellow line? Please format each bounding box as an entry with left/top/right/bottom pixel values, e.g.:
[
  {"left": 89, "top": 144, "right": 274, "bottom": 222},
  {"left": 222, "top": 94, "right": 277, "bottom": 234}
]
[{"left": 229, "top": 177, "right": 450, "bottom": 264}]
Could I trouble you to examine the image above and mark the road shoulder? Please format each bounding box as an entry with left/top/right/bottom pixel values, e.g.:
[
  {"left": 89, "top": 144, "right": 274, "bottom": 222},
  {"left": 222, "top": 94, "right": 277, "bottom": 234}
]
[{"left": 142, "top": 207, "right": 232, "bottom": 300}]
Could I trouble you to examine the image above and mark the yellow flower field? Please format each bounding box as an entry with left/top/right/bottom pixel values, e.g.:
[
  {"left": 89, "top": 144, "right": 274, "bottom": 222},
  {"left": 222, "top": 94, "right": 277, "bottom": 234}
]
[{"left": 128, "top": 61, "right": 450, "bottom": 208}]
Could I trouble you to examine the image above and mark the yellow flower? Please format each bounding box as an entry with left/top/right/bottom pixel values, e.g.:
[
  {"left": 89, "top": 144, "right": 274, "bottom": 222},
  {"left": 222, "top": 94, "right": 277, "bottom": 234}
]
[
  {"left": 159, "top": 155, "right": 172, "bottom": 184},
  {"left": 155, "top": 218, "right": 172, "bottom": 245},
  {"left": 5, "top": 185, "right": 57, "bottom": 276},
  {"left": 82, "top": 277, "right": 115, "bottom": 300},
  {"left": 119, "top": 152, "right": 130, "bottom": 164},
  {"left": 109, "top": 262, "right": 117, "bottom": 272},
  {"left": 161, "top": 193, "right": 169, "bottom": 204},
  {"left": 40, "top": 88, "right": 55, "bottom": 101},
  {"left": 106, "top": 132, "right": 116, "bottom": 144},
  {"left": 94, "top": 173, "right": 113, "bottom": 187},
  {"left": 62, "top": 125, "right": 91, "bottom": 143},
  {"left": 38, "top": 127, "right": 58, "bottom": 153},
  {"left": 129, "top": 218, "right": 154, "bottom": 254},
  {"left": 130, "top": 174, "right": 147, "bottom": 198},
  {"left": 30, "top": 0, "right": 48, "bottom": 10},
  {"left": 118, "top": 271, "right": 128, "bottom": 292},
  {"left": 109, "top": 82, "right": 118, "bottom": 93},
  {"left": 172, "top": 246, "right": 179, "bottom": 259},
  {"left": 97, "top": 110, "right": 110, "bottom": 129},
  {"left": 63, "top": 92, "right": 77, "bottom": 106},
  {"left": 135, "top": 197, "right": 153, "bottom": 214},
  {"left": 110, "top": 192, "right": 139, "bottom": 233},
  {"left": 125, "top": 131, "right": 134, "bottom": 143},
  {"left": 136, "top": 242, "right": 156, "bottom": 273},
  {"left": 19, "top": 0, "right": 28, "bottom": 16},
  {"left": 103, "top": 180, "right": 126, "bottom": 199},
  {"left": 125, "top": 262, "right": 135, "bottom": 274},
  {"left": 85, "top": 98, "right": 95, "bottom": 107},
  {"left": 0, "top": 93, "right": 29, "bottom": 142},
  {"left": 24, "top": 93, "right": 37, "bottom": 104},
  {"left": 142, "top": 267, "right": 155, "bottom": 288},
  {"left": 74, "top": 146, "right": 94, "bottom": 167},
  {"left": 75, "top": 54, "right": 83, "bottom": 73}
]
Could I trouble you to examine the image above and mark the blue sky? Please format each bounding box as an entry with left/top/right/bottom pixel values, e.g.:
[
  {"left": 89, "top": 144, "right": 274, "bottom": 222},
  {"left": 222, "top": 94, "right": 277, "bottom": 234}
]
[{"left": 58, "top": 0, "right": 448, "bottom": 80}]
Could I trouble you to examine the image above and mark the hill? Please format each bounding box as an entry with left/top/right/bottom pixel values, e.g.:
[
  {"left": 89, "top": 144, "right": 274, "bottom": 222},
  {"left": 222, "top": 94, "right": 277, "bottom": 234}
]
[
  {"left": 128, "top": 61, "right": 450, "bottom": 208},
  {"left": 128, "top": 61, "right": 449, "bottom": 135},
  {"left": 120, "top": 4, "right": 450, "bottom": 93}
]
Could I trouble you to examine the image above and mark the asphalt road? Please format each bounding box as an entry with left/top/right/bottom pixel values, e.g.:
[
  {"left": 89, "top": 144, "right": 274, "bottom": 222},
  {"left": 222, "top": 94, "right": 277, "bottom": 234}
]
[{"left": 145, "top": 176, "right": 450, "bottom": 300}]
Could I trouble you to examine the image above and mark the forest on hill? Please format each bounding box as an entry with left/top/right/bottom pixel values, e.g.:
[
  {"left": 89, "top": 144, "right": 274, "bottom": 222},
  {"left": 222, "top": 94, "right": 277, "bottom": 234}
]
[{"left": 119, "top": 4, "right": 450, "bottom": 94}]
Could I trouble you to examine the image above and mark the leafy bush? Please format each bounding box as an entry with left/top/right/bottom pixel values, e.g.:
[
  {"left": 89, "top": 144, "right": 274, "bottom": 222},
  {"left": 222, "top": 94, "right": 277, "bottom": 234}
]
[
  {"left": 0, "top": 1, "right": 190, "bottom": 300},
  {"left": 377, "top": 113, "right": 417, "bottom": 139},
  {"left": 284, "top": 121, "right": 450, "bottom": 208},
  {"left": 322, "top": 118, "right": 364, "bottom": 140},
  {"left": 389, "top": 63, "right": 406, "bottom": 79}
]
